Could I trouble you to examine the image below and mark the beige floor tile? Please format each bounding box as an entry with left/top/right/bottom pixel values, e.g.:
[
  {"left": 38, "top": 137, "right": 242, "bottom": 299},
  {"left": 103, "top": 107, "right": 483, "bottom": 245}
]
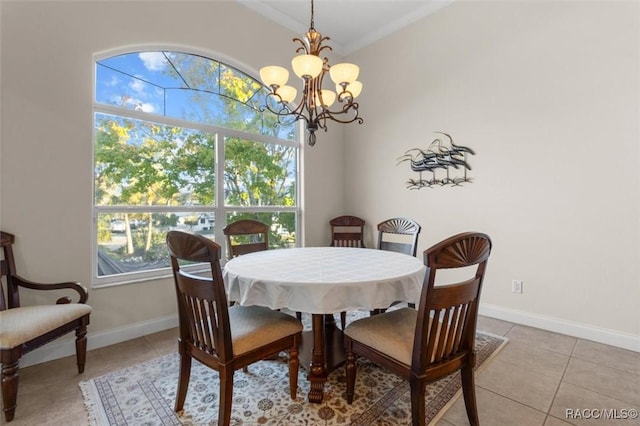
[
  {"left": 7, "top": 380, "right": 86, "bottom": 426},
  {"left": 477, "top": 316, "right": 514, "bottom": 336},
  {"left": 442, "top": 387, "right": 547, "bottom": 426},
  {"left": 506, "top": 325, "right": 577, "bottom": 356},
  {"left": 563, "top": 358, "right": 640, "bottom": 406},
  {"left": 544, "top": 415, "right": 576, "bottom": 426},
  {"left": 435, "top": 419, "right": 457, "bottom": 425},
  {"left": 83, "top": 337, "right": 159, "bottom": 378},
  {"left": 494, "top": 340, "right": 570, "bottom": 380},
  {"left": 572, "top": 339, "right": 640, "bottom": 375},
  {"left": 550, "top": 382, "right": 640, "bottom": 426},
  {"left": 16, "top": 354, "right": 81, "bottom": 396},
  {"left": 476, "top": 358, "right": 560, "bottom": 412},
  {"left": 144, "top": 327, "right": 179, "bottom": 355}
]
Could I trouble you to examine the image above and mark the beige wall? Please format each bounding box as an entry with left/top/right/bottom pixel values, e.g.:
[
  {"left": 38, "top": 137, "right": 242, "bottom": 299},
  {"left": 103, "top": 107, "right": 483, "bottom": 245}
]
[
  {"left": 0, "top": 1, "right": 345, "bottom": 362},
  {"left": 346, "top": 0, "right": 639, "bottom": 348},
  {"left": 1, "top": 0, "right": 638, "bottom": 360}
]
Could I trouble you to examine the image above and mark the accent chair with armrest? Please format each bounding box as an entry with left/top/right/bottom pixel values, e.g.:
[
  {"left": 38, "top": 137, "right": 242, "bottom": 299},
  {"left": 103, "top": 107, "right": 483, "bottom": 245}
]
[
  {"left": 344, "top": 232, "right": 492, "bottom": 426},
  {"left": 0, "top": 231, "right": 92, "bottom": 423},
  {"left": 166, "top": 231, "right": 303, "bottom": 425}
]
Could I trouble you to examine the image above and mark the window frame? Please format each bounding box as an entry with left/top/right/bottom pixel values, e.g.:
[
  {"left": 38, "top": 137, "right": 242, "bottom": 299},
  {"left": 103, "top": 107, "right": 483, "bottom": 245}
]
[{"left": 92, "top": 47, "right": 302, "bottom": 288}]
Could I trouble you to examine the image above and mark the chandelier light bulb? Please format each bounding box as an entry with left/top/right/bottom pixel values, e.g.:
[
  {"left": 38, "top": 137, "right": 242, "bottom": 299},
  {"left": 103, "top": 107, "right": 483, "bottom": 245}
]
[
  {"left": 260, "top": 66, "right": 289, "bottom": 88},
  {"left": 291, "top": 54, "right": 323, "bottom": 80},
  {"left": 337, "top": 80, "right": 363, "bottom": 99},
  {"left": 315, "top": 89, "right": 336, "bottom": 108},
  {"left": 329, "top": 63, "right": 359, "bottom": 85},
  {"left": 277, "top": 85, "right": 298, "bottom": 104}
]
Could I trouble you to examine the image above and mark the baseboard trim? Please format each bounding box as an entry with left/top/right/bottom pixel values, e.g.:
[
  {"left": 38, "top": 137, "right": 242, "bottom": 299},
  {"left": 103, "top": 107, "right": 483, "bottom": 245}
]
[
  {"left": 20, "top": 314, "right": 179, "bottom": 368},
  {"left": 479, "top": 303, "right": 640, "bottom": 353}
]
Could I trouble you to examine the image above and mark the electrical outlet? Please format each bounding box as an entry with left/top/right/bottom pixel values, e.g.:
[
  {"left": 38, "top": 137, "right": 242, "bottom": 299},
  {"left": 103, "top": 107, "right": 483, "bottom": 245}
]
[{"left": 511, "top": 279, "right": 523, "bottom": 294}]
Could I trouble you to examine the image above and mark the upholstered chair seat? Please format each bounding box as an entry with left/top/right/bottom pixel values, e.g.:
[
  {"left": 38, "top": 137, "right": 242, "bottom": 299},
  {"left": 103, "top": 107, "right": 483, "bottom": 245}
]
[
  {"left": 344, "top": 308, "right": 421, "bottom": 366},
  {"left": 228, "top": 305, "right": 302, "bottom": 355},
  {"left": 0, "top": 305, "right": 92, "bottom": 349}
]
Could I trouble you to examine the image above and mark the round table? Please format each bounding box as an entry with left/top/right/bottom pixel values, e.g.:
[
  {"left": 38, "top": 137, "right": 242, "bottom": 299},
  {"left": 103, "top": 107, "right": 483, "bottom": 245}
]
[{"left": 223, "top": 247, "right": 426, "bottom": 403}]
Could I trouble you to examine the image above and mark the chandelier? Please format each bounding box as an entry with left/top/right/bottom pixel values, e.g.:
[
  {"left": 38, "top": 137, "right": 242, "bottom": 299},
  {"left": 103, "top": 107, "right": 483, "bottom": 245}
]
[{"left": 259, "top": 0, "right": 363, "bottom": 146}]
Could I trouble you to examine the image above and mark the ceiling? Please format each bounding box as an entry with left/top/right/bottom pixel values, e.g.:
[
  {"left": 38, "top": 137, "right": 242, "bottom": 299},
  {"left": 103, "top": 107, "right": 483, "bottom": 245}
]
[{"left": 237, "top": 0, "right": 455, "bottom": 56}]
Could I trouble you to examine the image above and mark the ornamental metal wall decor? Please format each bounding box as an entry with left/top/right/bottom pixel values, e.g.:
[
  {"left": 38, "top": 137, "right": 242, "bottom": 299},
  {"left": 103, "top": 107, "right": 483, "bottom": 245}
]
[{"left": 397, "top": 132, "right": 475, "bottom": 189}]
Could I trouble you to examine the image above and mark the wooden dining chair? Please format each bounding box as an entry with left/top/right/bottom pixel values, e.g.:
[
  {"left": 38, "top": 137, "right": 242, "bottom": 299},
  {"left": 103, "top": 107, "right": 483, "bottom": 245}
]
[
  {"left": 375, "top": 217, "right": 422, "bottom": 311},
  {"left": 0, "top": 231, "right": 92, "bottom": 423},
  {"left": 330, "top": 215, "right": 366, "bottom": 247},
  {"left": 224, "top": 219, "right": 302, "bottom": 321},
  {"left": 344, "top": 232, "right": 492, "bottom": 426},
  {"left": 223, "top": 219, "right": 269, "bottom": 258},
  {"left": 377, "top": 217, "right": 421, "bottom": 257},
  {"left": 329, "top": 215, "right": 366, "bottom": 329},
  {"left": 166, "top": 231, "right": 303, "bottom": 426}
]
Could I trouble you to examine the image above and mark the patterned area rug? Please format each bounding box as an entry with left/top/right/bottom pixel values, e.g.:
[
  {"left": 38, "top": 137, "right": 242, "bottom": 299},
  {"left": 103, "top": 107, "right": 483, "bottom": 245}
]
[{"left": 80, "top": 313, "right": 507, "bottom": 425}]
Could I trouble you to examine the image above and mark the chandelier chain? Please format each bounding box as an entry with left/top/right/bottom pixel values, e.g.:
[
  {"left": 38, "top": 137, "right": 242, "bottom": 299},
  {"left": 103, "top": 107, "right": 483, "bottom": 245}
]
[{"left": 310, "top": 0, "right": 315, "bottom": 30}]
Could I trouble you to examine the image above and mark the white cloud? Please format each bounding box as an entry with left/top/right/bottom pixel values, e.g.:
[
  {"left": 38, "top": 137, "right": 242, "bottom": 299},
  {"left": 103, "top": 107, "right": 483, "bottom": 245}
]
[
  {"left": 130, "top": 78, "right": 146, "bottom": 95},
  {"left": 139, "top": 52, "right": 167, "bottom": 71},
  {"left": 138, "top": 102, "right": 156, "bottom": 113},
  {"left": 114, "top": 95, "right": 156, "bottom": 113},
  {"left": 106, "top": 75, "right": 120, "bottom": 87}
]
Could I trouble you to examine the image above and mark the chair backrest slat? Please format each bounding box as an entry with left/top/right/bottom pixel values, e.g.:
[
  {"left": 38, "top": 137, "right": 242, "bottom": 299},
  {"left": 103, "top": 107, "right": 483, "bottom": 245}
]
[
  {"left": 167, "top": 231, "right": 233, "bottom": 362},
  {"left": 330, "top": 215, "right": 366, "bottom": 248},
  {"left": 412, "top": 232, "right": 491, "bottom": 372}
]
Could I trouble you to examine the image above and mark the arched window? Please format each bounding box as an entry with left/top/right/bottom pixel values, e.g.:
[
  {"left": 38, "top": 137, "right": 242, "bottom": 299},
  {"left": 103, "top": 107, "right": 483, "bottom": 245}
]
[{"left": 93, "top": 50, "right": 299, "bottom": 287}]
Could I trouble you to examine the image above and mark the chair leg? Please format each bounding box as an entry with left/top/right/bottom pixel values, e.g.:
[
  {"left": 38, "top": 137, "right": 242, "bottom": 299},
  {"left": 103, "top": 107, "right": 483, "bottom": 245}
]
[
  {"left": 344, "top": 341, "right": 356, "bottom": 404},
  {"left": 340, "top": 311, "right": 347, "bottom": 330},
  {"left": 288, "top": 337, "right": 300, "bottom": 399},
  {"left": 1, "top": 359, "right": 19, "bottom": 422},
  {"left": 218, "top": 368, "right": 234, "bottom": 426},
  {"left": 410, "top": 377, "right": 426, "bottom": 426},
  {"left": 461, "top": 365, "right": 479, "bottom": 426},
  {"left": 75, "top": 324, "right": 88, "bottom": 374},
  {"left": 296, "top": 311, "right": 302, "bottom": 321},
  {"left": 174, "top": 349, "right": 192, "bottom": 412}
]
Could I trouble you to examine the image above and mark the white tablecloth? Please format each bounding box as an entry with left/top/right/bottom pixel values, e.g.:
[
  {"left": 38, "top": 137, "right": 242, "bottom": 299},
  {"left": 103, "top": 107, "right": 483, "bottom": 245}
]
[{"left": 223, "top": 247, "right": 427, "bottom": 314}]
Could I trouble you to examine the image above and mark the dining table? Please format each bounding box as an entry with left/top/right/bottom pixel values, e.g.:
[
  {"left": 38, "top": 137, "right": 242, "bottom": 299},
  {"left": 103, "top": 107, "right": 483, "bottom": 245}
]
[{"left": 222, "top": 246, "right": 427, "bottom": 403}]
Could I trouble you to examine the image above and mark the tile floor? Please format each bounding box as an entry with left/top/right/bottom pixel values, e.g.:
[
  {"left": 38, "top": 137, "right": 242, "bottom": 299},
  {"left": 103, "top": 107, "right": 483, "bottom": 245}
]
[{"left": 5, "top": 316, "right": 640, "bottom": 425}]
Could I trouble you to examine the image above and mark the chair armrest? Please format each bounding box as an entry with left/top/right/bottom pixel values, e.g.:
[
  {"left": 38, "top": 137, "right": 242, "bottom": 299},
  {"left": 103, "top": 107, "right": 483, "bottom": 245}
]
[{"left": 11, "top": 274, "right": 89, "bottom": 304}]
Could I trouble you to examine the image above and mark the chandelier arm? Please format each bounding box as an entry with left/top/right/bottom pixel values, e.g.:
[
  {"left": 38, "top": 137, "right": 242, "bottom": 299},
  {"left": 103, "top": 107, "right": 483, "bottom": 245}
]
[
  {"left": 315, "top": 108, "right": 363, "bottom": 125},
  {"left": 317, "top": 41, "right": 332, "bottom": 55},
  {"left": 261, "top": 94, "right": 310, "bottom": 127},
  {"left": 293, "top": 38, "right": 309, "bottom": 54}
]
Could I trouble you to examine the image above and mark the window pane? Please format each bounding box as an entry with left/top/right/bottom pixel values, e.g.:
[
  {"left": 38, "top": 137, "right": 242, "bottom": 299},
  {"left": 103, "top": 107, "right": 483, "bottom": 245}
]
[
  {"left": 226, "top": 212, "right": 296, "bottom": 248},
  {"left": 95, "top": 113, "right": 215, "bottom": 207},
  {"left": 94, "top": 51, "right": 299, "bottom": 285},
  {"left": 224, "top": 137, "right": 296, "bottom": 207},
  {"left": 97, "top": 212, "right": 215, "bottom": 277},
  {"left": 96, "top": 51, "right": 297, "bottom": 140}
]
